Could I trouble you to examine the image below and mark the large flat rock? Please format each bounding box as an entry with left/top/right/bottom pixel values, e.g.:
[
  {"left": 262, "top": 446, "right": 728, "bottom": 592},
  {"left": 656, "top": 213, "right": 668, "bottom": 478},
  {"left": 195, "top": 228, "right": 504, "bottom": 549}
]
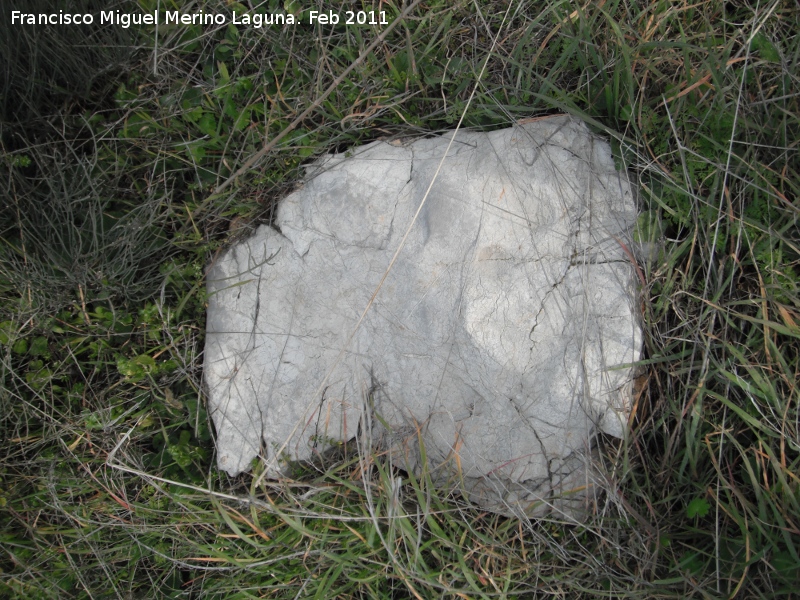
[{"left": 205, "top": 116, "right": 642, "bottom": 517}]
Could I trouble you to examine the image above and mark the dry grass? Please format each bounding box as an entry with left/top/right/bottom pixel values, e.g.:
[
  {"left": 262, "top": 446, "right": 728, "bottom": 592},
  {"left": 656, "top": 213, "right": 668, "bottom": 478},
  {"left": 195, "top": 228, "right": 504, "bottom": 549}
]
[{"left": 1, "top": 0, "right": 798, "bottom": 597}]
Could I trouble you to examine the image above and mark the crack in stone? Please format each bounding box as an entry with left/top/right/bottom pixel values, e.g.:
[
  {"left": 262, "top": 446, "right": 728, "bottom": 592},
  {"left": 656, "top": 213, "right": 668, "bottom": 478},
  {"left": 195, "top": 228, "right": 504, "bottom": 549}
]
[
  {"left": 569, "top": 257, "right": 629, "bottom": 266},
  {"left": 532, "top": 428, "right": 554, "bottom": 489},
  {"left": 528, "top": 263, "right": 571, "bottom": 343},
  {"left": 312, "top": 386, "right": 330, "bottom": 451}
]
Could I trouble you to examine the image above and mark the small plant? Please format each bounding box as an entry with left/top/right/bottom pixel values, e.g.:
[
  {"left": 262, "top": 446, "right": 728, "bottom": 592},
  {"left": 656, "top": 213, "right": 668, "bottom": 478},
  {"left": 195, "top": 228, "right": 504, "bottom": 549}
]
[{"left": 686, "top": 496, "right": 711, "bottom": 520}]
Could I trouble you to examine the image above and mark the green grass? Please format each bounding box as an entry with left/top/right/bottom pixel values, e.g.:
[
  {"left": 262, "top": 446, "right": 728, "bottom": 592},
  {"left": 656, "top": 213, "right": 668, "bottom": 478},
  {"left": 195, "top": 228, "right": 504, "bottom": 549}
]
[{"left": 1, "top": 0, "right": 798, "bottom": 597}]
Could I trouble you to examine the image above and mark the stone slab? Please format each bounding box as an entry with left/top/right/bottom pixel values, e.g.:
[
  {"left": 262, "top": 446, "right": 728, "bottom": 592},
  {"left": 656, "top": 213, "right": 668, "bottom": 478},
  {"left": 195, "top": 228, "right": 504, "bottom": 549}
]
[{"left": 204, "top": 116, "right": 642, "bottom": 517}]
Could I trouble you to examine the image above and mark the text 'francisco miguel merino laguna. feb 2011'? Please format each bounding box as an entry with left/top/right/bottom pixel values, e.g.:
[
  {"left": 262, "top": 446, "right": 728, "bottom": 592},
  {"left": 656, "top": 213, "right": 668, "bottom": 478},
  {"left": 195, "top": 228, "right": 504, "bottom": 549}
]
[{"left": 9, "top": 9, "right": 390, "bottom": 28}]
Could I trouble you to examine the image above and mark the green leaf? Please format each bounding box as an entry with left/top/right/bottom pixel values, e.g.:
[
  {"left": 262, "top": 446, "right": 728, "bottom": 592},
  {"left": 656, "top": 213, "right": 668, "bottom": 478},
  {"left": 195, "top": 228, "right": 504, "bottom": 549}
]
[
  {"left": 197, "top": 113, "right": 217, "bottom": 137},
  {"left": 233, "top": 107, "right": 252, "bottom": 132},
  {"left": 134, "top": 354, "right": 156, "bottom": 369},
  {"left": 750, "top": 33, "right": 780, "bottom": 62},
  {"left": 686, "top": 497, "right": 710, "bottom": 519},
  {"left": 187, "top": 143, "right": 207, "bottom": 162},
  {"left": 217, "top": 61, "right": 230, "bottom": 83},
  {"left": 117, "top": 354, "right": 156, "bottom": 381},
  {"left": 284, "top": 0, "right": 302, "bottom": 16},
  {"left": 29, "top": 336, "right": 49, "bottom": 357},
  {"left": 634, "top": 210, "right": 662, "bottom": 244},
  {"left": 0, "top": 321, "right": 14, "bottom": 344}
]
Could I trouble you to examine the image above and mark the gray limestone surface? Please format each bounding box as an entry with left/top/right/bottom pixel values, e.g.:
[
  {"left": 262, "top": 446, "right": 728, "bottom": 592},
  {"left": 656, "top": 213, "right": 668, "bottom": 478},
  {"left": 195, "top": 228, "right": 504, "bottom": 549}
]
[{"left": 204, "top": 116, "right": 643, "bottom": 517}]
